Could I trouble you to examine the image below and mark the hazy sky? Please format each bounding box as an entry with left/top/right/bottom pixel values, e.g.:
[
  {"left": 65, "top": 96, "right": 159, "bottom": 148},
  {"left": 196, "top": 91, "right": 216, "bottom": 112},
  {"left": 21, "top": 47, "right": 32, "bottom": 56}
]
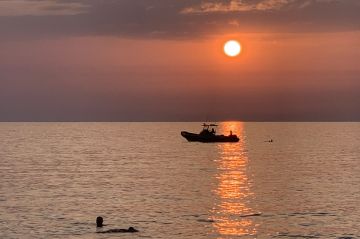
[{"left": 0, "top": 0, "right": 359, "bottom": 121}]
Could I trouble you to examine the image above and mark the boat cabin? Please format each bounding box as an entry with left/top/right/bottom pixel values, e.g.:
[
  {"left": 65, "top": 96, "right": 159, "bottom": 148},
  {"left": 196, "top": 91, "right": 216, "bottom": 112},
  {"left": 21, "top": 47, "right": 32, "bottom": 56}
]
[{"left": 200, "top": 123, "right": 218, "bottom": 135}]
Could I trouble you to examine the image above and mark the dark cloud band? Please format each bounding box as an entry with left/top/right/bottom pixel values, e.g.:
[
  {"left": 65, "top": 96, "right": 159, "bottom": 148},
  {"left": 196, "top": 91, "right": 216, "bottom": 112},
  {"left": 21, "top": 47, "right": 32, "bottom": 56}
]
[{"left": 0, "top": 0, "right": 359, "bottom": 40}]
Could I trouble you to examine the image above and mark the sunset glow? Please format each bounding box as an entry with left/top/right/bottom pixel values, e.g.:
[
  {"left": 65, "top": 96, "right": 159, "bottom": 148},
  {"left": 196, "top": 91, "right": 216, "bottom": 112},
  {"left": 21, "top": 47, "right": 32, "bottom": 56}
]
[
  {"left": 224, "top": 40, "right": 241, "bottom": 57},
  {"left": 0, "top": 1, "right": 359, "bottom": 121},
  {"left": 0, "top": 1, "right": 359, "bottom": 238}
]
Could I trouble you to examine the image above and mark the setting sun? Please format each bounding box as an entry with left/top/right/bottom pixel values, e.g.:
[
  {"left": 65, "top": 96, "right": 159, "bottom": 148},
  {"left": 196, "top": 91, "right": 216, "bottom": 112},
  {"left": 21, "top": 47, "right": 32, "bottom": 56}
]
[{"left": 224, "top": 40, "right": 241, "bottom": 57}]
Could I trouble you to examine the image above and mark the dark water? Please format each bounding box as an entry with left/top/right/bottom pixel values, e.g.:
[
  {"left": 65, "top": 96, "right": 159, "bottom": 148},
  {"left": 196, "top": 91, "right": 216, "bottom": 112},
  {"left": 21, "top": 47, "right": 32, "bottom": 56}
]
[{"left": 0, "top": 122, "right": 359, "bottom": 239}]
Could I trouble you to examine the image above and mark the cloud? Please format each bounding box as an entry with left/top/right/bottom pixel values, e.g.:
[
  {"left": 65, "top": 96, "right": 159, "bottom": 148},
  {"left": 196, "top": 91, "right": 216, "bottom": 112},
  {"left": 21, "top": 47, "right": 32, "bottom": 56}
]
[
  {"left": 0, "top": 0, "right": 89, "bottom": 16},
  {"left": 180, "top": 0, "right": 349, "bottom": 14},
  {"left": 181, "top": 0, "right": 290, "bottom": 14},
  {"left": 298, "top": 0, "right": 312, "bottom": 9},
  {"left": 0, "top": 0, "right": 359, "bottom": 40}
]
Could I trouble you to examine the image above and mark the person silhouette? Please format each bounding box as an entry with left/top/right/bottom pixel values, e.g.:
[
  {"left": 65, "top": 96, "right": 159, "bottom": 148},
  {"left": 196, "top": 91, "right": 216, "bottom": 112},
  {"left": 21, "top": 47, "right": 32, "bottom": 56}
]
[
  {"left": 96, "top": 216, "right": 104, "bottom": 227},
  {"left": 95, "top": 216, "right": 138, "bottom": 233}
]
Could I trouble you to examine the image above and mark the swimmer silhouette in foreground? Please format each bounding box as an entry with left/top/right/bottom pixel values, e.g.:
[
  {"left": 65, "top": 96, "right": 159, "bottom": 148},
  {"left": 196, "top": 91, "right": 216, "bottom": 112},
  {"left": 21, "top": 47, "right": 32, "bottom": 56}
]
[{"left": 96, "top": 216, "right": 138, "bottom": 233}]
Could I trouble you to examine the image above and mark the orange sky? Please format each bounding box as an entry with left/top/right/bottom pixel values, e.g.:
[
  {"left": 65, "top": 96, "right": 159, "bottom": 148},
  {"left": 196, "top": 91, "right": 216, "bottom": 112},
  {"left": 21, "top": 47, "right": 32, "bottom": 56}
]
[
  {"left": 3, "top": 32, "right": 359, "bottom": 71},
  {"left": 0, "top": 0, "right": 359, "bottom": 121}
]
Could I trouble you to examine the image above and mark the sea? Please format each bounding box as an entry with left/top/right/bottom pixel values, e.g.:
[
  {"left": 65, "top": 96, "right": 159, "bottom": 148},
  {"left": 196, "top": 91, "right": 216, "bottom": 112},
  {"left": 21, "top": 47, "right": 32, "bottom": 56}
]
[{"left": 0, "top": 122, "right": 359, "bottom": 239}]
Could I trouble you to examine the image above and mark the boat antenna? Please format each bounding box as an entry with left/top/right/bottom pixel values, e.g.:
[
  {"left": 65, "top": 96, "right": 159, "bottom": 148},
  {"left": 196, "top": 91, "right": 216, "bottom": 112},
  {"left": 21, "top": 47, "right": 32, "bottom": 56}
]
[{"left": 204, "top": 114, "right": 209, "bottom": 124}]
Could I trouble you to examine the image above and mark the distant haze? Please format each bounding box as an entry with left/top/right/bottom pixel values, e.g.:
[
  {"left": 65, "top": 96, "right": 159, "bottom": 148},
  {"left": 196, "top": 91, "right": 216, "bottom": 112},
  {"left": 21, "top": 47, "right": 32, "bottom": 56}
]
[{"left": 0, "top": 0, "right": 359, "bottom": 121}]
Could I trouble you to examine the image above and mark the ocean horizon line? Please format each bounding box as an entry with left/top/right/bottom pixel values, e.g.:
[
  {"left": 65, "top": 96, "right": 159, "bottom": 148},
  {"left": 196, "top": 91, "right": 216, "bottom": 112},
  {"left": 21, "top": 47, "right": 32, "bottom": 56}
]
[{"left": 0, "top": 121, "right": 359, "bottom": 123}]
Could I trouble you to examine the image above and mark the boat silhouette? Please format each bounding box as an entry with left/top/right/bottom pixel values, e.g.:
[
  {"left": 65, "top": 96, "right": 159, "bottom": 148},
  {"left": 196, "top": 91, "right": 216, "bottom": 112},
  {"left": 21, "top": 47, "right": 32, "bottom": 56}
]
[{"left": 181, "top": 123, "right": 239, "bottom": 143}]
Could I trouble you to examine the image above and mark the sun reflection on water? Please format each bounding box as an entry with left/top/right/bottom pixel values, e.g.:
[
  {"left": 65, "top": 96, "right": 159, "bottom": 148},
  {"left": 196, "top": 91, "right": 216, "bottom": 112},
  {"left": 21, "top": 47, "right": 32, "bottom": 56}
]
[{"left": 211, "top": 122, "right": 258, "bottom": 237}]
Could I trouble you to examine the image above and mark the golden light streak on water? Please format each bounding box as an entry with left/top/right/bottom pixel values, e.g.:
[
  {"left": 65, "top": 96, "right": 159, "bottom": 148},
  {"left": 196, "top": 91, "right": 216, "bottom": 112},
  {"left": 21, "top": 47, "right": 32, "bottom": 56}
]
[{"left": 211, "top": 122, "right": 258, "bottom": 237}]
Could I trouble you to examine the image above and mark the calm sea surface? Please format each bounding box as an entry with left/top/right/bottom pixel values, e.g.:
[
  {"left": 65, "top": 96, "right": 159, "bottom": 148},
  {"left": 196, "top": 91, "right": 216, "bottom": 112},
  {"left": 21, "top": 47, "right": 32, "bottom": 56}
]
[{"left": 0, "top": 122, "right": 359, "bottom": 239}]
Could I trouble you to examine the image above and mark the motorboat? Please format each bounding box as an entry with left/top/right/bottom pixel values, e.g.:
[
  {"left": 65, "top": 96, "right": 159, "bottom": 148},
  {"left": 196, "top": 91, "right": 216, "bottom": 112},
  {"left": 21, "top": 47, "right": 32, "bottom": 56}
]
[{"left": 181, "top": 123, "right": 239, "bottom": 143}]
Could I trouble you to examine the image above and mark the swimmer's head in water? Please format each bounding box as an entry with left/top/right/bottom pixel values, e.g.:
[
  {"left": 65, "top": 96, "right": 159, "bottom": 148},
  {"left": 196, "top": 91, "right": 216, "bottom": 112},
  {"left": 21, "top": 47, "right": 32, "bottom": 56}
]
[{"left": 96, "top": 216, "right": 103, "bottom": 227}]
